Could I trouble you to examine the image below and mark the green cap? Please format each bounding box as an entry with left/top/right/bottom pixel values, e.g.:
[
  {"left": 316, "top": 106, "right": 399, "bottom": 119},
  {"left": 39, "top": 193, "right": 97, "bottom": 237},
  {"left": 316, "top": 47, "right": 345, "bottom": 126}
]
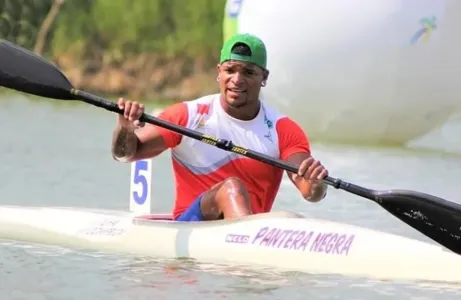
[{"left": 220, "top": 33, "right": 267, "bottom": 69}]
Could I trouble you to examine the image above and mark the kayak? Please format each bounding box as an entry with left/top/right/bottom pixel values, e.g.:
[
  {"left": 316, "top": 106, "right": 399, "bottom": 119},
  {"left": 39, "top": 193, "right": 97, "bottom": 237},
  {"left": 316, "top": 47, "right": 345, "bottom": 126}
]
[
  {"left": 1, "top": 41, "right": 461, "bottom": 285},
  {"left": 1, "top": 203, "right": 461, "bottom": 284},
  {"left": 1, "top": 159, "right": 460, "bottom": 284}
]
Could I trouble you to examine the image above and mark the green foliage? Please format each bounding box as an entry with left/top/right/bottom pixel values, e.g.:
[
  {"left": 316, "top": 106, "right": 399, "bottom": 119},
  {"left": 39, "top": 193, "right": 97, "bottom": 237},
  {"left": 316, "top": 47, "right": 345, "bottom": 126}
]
[
  {"left": 1, "top": 0, "right": 227, "bottom": 58},
  {"left": 51, "top": 0, "right": 226, "bottom": 59},
  {"left": 168, "top": 0, "right": 227, "bottom": 58},
  {"left": 49, "top": 0, "right": 95, "bottom": 56},
  {"left": 0, "top": 0, "right": 52, "bottom": 48}
]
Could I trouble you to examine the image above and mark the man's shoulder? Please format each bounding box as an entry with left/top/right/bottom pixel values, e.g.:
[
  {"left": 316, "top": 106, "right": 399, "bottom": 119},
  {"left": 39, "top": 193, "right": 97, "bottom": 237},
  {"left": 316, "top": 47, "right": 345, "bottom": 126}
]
[
  {"left": 183, "top": 93, "right": 219, "bottom": 107},
  {"left": 181, "top": 94, "right": 219, "bottom": 117},
  {"left": 158, "top": 94, "right": 219, "bottom": 116},
  {"left": 262, "top": 103, "right": 302, "bottom": 130},
  {"left": 263, "top": 104, "right": 310, "bottom": 153},
  {"left": 169, "top": 94, "right": 218, "bottom": 114}
]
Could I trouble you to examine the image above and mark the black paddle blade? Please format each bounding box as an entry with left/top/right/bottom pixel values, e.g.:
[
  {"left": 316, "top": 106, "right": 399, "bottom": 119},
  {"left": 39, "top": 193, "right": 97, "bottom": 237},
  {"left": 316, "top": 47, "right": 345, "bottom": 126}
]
[
  {"left": 375, "top": 189, "right": 461, "bottom": 255},
  {"left": 0, "top": 39, "right": 77, "bottom": 100}
]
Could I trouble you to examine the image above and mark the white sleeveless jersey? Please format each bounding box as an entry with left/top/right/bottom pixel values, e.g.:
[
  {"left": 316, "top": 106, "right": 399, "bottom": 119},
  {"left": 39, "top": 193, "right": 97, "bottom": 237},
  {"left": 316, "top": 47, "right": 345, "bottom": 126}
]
[{"left": 154, "top": 94, "right": 310, "bottom": 219}]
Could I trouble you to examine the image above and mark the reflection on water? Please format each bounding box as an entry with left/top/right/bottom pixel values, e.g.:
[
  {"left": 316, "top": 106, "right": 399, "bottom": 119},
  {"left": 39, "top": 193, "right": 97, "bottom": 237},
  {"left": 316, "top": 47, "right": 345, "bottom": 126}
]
[
  {"left": 107, "top": 253, "right": 461, "bottom": 299},
  {"left": 2, "top": 226, "right": 461, "bottom": 299},
  {"left": 1, "top": 95, "right": 461, "bottom": 300}
]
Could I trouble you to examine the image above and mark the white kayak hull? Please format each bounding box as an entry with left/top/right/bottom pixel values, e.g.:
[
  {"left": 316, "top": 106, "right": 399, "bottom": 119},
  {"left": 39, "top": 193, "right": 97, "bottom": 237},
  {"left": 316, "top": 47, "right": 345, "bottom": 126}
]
[{"left": 0, "top": 205, "right": 460, "bottom": 284}]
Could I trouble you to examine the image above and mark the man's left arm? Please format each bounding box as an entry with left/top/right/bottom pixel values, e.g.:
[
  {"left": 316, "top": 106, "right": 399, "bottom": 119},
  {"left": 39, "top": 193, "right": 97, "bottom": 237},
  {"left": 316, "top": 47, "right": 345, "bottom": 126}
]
[
  {"left": 276, "top": 117, "right": 328, "bottom": 202},
  {"left": 286, "top": 153, "right": 328, "bottom": 202}
]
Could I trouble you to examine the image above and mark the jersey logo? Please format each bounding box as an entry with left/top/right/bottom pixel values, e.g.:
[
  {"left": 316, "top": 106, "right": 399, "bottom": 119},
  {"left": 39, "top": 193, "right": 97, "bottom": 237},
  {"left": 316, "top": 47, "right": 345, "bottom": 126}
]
[
  {"left": 264, "top": 132, "right": 273, "bottom": 142},
  {"left": 198, "top": 118, "right": 207, "bottom": 128},
  {"left": 194, "top": 103, "right": 211, "bottom": 129},
  {"left": 196, "top": 104, "right": 210, "bottom": 115},
  {"left": 263, "top": 108, "right": 274, "bottom": 142}
]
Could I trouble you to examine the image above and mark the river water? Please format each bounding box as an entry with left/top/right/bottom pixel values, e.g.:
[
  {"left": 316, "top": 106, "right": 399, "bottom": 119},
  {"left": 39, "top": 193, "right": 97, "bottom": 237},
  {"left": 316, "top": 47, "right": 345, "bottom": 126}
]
[{"left": 1, "top": 94, "right": 460, "bottom": 300}]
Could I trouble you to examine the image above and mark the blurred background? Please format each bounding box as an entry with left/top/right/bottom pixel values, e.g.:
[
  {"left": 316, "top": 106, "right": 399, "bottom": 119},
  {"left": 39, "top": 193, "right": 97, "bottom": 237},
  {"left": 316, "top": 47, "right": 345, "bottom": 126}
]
[
  {"left": 1, "top": 1, "right": 461, "bottom": 299},
  {"left": 1, "top": 0, "right": 460, "bottom": 151},
  {"left": 0, "top": 0, "right": 226, "bottom": 102}
]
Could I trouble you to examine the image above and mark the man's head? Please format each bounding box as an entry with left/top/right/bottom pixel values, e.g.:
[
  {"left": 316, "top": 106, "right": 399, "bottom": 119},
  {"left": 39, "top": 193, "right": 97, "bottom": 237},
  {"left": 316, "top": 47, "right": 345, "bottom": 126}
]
[{"left": 217, "top": 33, "right": 269, "bottom": 110}]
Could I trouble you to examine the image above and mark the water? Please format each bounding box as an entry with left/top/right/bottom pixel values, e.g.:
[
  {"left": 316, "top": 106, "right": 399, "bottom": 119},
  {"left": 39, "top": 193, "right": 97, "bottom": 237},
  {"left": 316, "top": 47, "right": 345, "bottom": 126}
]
[{"left": 1, "top": 94, "right": 461, "bottom": 299}]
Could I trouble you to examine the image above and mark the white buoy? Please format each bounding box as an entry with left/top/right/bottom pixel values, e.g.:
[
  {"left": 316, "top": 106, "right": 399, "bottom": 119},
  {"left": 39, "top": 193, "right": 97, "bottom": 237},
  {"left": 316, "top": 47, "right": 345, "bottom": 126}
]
[{"left": 223, "top": 0, "right": 461, "bottom": 145}]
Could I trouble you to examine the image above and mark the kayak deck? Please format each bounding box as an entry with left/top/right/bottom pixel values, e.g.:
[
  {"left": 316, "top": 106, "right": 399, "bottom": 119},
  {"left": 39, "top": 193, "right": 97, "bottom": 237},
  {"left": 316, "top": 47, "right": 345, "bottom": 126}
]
[{"left": 0, "top": 206, "right": 460, "bottom": 284}]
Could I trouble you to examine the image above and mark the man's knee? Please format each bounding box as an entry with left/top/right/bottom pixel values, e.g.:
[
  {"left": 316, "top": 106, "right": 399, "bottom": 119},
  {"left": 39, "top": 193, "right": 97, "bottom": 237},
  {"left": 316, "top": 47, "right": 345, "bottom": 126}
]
[
  {"left": 204, "top": 177, "right": 253, "bottom": 219},
  {"left": 221, "top": 177, "right": 246, "bottom": 192}
]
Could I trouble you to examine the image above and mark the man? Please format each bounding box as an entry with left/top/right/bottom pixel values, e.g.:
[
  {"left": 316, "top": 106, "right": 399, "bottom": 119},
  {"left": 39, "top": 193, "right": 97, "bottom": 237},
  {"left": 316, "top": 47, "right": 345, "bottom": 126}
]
[{"left": 111, "top": 33, "right": 329, "bottom": 221}]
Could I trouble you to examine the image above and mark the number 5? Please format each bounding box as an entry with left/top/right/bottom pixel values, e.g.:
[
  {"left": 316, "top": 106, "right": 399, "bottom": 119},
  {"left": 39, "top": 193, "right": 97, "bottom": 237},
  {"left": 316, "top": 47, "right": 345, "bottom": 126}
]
[{"left": 130, "top": 159, "right": 151, "bottom": 205}]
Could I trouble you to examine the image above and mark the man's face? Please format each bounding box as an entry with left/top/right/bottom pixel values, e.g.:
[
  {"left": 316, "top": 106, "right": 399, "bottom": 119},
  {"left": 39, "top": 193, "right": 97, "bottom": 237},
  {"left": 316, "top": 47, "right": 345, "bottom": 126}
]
[{"left": 217, "top": 60, "right": 268, "bottom": 109}]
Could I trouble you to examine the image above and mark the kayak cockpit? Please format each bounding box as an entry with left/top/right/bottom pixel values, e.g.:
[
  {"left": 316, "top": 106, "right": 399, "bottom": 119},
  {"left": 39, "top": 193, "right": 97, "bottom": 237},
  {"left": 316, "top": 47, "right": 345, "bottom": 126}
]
[
  {"left": 132, "top": 211, "right": 306, "bottom": 226},
  {"left": 136, "top": 214, "right": 173, "bottom": 221}
]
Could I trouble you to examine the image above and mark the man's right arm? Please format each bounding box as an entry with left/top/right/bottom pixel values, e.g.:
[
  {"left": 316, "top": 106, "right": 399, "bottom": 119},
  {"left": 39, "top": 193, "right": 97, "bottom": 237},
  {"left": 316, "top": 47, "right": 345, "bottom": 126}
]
[
  {"left": 111, "top": 102, "right": 188, "bottom": 163},
  {"left": 111, "top": 124, "right": 140, "bottom": 162}
]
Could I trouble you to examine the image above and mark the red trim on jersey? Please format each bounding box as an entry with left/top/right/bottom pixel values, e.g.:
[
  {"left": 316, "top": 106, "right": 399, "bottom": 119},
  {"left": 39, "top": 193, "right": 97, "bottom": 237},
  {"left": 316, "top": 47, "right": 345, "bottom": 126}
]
[
  {"left": 196, "top": 103, "right": 210, "bottom": 115},
  {"left": 155, "top": 102, "right": 188, "bottom": 148},
  {"left": 169, "top": 113, "right": 311, "bottom": 219},
  {"left": 276, "top": 117, "right": 311, "bottom": 159}
]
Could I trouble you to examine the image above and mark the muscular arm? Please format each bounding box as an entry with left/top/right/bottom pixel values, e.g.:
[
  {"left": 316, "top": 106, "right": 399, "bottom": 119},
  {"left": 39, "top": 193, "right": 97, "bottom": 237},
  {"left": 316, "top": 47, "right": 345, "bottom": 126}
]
[
  {"left": 111, "top": 123, "right": 168, "bottom": 163},
  {"left": 286, "top": 152, "right": 328, "bottom": 202},
  {"left": 277, "top": 117, "right": 327, "bottom": 202},
  {"left": 111, "top": 124, "right": 138, "bottom": 162},
  {"left": 112, "top": 103, "right": 187, "bottom": 162}
]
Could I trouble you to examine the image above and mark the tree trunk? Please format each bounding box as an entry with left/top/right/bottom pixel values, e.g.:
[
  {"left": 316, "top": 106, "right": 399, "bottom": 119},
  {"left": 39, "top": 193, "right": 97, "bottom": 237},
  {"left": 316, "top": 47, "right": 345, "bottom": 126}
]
[{"left": 33, "top": 0, "right": 64, "bottom": 55}]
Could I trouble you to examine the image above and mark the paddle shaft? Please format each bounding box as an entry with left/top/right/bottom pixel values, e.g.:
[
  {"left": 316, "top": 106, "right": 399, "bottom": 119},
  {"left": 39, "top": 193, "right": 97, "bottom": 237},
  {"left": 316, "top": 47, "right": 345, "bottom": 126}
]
[
  {"left": 4, "top": 38, "right": 461, "bottom": 255},
  {"left": 71, "top": 89, "right": 376, "bottom": 201}
]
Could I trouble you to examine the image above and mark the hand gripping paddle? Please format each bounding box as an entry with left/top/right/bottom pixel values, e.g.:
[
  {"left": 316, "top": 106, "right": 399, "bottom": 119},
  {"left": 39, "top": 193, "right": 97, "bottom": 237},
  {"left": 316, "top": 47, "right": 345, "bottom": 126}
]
[{"left": 1, "top": 39, "right": 461, "bottom": 255}]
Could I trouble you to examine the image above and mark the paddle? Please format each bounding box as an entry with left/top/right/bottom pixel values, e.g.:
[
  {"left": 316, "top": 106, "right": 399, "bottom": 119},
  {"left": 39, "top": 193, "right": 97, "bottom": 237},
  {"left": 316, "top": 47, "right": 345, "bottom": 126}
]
[{"left": 1, "top": 39, "right": 461, "bottom": 255}]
